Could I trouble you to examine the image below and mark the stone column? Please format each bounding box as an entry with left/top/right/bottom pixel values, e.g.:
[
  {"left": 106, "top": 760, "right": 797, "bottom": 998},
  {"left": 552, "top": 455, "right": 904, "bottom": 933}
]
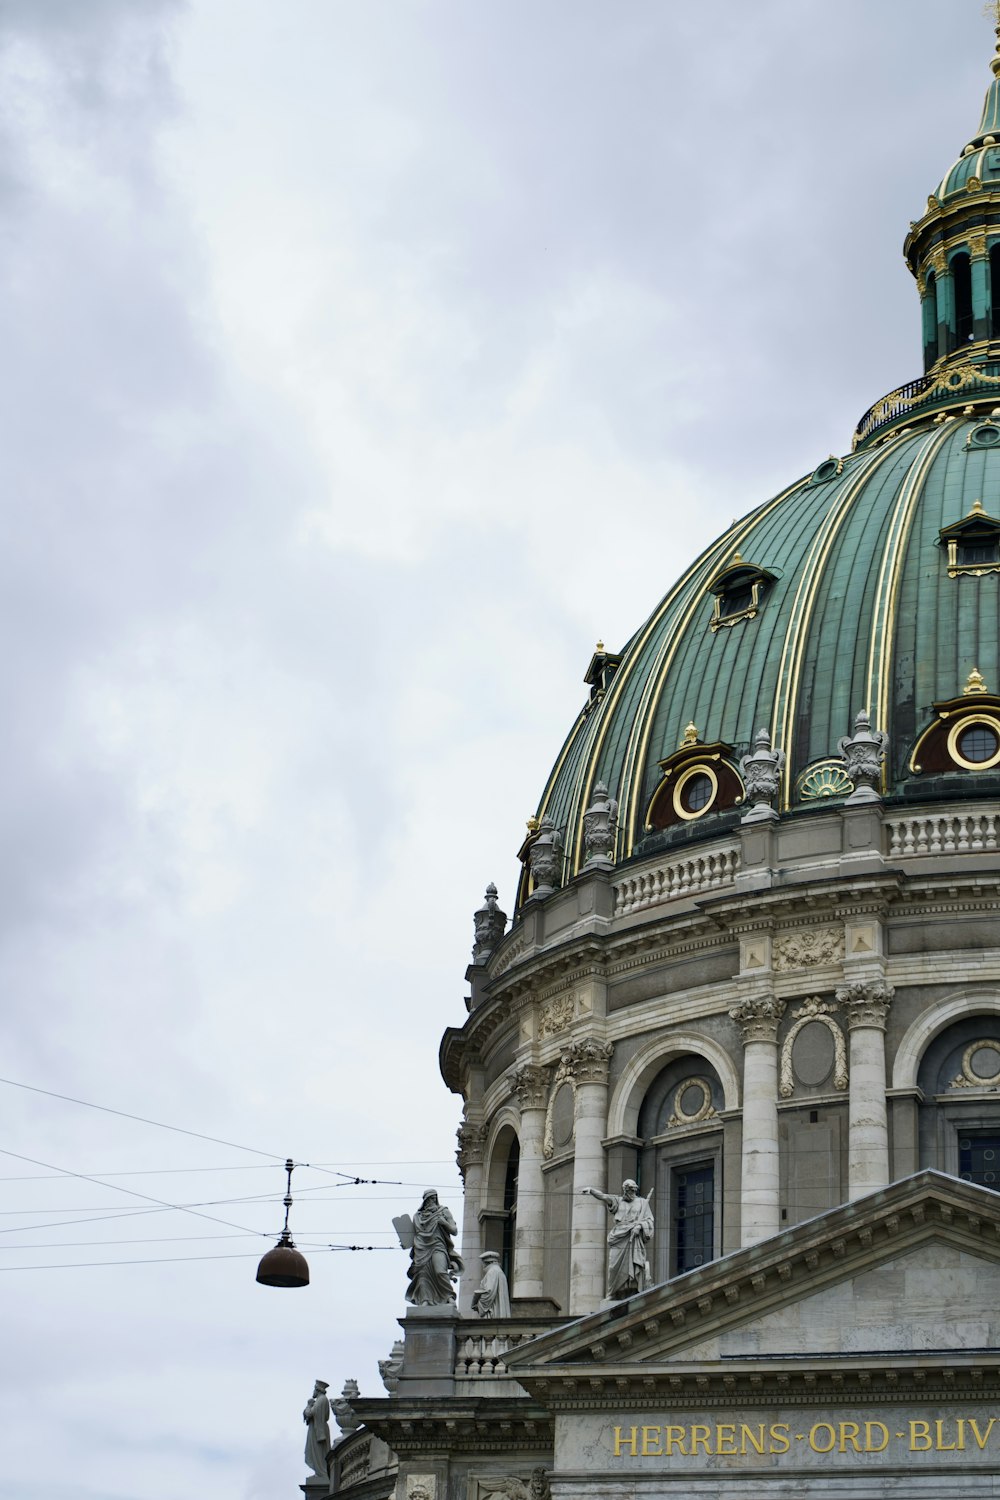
[
  {"left": 918, "top": 270, "right": 937, "bottom": 372},
  {"left": 971, "top": 233, "right": 991, "bottom": 343},
  {"left": 730, "top": 992, "right": 786, "bottom": 1246},
  {"left": 510, "top": 1063, "right": 550, "bottom": 1299},
  {"left": 455, "top": 1118, "right": 486, "bottom": 1315},
  {"left": 565, "top": 1038, "right": 614, "bottom": 1315},
  {"left": 837, "top": 980, "right": 894, "bottom": 1199}
]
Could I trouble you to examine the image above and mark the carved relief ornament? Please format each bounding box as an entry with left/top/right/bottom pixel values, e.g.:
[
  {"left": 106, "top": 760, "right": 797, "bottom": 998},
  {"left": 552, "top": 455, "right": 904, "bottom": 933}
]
[
  {"left": 542, "top": 1059, "right": 576, "bottom": 1160},
  {"left": 509, "top": 1062, "right": 551, "bottom": 1111},
  {"left": 730, "top": 994, "right": 787, "bottom": 1044},
  {"left": 835, "top": 979, "right": 894, "bottom": 1030},
  {"left": 772, "top": 928, "right": 845, "bottom": 972},
  {"left": 538, "top": 992, "right": 575, "bottom": 1039},
  {"left": 779, "top": 997, "right": 848, "bottom": 1099},
  {"left": 559, "top": 1036, "right": 614, "bottom": 1084}
]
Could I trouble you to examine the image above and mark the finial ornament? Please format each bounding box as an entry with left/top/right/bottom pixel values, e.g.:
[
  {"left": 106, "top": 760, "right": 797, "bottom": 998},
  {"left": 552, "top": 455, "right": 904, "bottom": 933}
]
[
  {"left": 582, "top": 780, "right": 618, "bottom": 870},
  {"left": 739, "top": 728, "right": 785, "bottom": 823},
  {"left": 473, "top": 882, "right": 507, "bottom": 961},
  {"left": 838, "top": 709, "right": 889, "bottom": 805},
  {"left": 680, "top": 721, "right": 699, "bottom": 748},
  {"left": 528, "top": 814, "right": 564, "bottom": 899},
  {"left": 965, "top": 667, "right": 989, "bottom": 695}
]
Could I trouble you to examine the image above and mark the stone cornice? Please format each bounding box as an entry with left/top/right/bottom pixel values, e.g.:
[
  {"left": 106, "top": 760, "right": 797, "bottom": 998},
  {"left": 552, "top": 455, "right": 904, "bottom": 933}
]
[{"left": 350, "top": 1397, "right": 552, "bottom": 1455}]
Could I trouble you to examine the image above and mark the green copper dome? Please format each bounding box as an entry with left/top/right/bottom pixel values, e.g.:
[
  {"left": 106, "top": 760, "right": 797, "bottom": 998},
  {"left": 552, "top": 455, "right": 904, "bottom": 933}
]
[{"left": 527, "top": 417, "right": 1000, "bottom": 891}]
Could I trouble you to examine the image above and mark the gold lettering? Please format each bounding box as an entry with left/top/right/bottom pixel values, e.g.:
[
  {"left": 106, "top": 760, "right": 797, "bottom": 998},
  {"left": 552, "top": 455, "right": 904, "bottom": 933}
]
[
  {"left": 956, "top": 1419, "right": 966, "bottom": 1452},
  {"left": 910, "top": 1421, "right": 932, "bottom": 1451},
  {"left": 640, "top": 1426, "right": 663, "bottom": 1458},
  {"left": 690, "top": 1425, "right": 713, "bottom": 1456},
  {"left": 715, "top": 1424, "right": 737, "bottom": 1456},
  {"left": 769, "top": 1424, "right": 790, "bottom": 1454},
  {"left": 663, "top": 1425, "right": 688, "bottom": 1456},
  {"left": 865, "top": 1423, "right": 889, "bottom": 1453},
  {"left": 935, "top": 1419, "right": 957, "bottom": 1452},
  {"left": 968, "top": 1417, "right": 995, "bottom": 1450},
  {"left": 809, "top": 1424, "right": 836, "bottom": 1454},
  {"left": 740, "top": 1424, "right": 767, "bottom": 1455},
  {"left": 613, "top": 1426, "right": 638, "bottom": 1458},
  {"left": 838, "top": 1422, "right": 862, "bottom": 1453}
]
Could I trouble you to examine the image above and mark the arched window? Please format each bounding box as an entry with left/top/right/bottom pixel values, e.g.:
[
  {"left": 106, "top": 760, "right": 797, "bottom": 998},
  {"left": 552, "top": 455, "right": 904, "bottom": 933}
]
[
  {"left": 991, "top": 245, "right": 1000, "bottom": 337},
  {"left": 501, "top": 1137, "right": 519, "bottom": 1285},
  {"left": 916, "top": 1017, "right": 1000, "bottom": 1186},
  {"left": 924, "top": 269, "right": 939, "bottom": 369},
  {"left": 953, "top": 253, "right": 973, "bottom": 345},
  {"left": 637, "top": 1057, "right": 724, "bottom": 1279}
]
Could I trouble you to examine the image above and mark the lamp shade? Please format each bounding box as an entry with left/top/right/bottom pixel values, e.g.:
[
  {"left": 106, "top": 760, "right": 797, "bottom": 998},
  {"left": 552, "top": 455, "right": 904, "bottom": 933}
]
[{"left": 256, "top": 1231, "right": 310, "bottom": 1288}]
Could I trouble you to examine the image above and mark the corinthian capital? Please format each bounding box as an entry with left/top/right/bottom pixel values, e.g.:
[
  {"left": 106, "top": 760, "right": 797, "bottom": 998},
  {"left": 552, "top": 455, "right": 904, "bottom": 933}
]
[
  {"left": 560, "top": 1036, "right": 614, "bottom": 1085},
  {"left": 730, "top": 993, "right": 786, "bottom": 1044},
  {"left": 836, "top": 979, "right": 894, "bottom": 1030},
  {"left": 455, "top": 1121, "right": 487, "bottom": 1179},
  {"left": 509, "top": 1062, "right": 551, "bottom": 1111}
]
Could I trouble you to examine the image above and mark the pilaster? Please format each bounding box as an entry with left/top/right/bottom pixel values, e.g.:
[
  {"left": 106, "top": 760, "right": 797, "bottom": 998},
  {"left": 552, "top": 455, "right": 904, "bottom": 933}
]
[
  {"left": 563, "top": 1037, "right": 613, "bottom": 1315},
  {"left": 730, "top": 989, "right": 785, "bottom": 1246}
]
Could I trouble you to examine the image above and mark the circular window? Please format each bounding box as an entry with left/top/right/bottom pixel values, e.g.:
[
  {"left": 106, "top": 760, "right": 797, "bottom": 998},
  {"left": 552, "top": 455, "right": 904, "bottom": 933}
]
[
  {"left": 970, "top": 423, "right": 1000, "bottom": 448},
  {"left": 811, "top": 458, "right": 841, "bottom": 484},
  {"left": 947, "top": 715, "right": 1000, "bottom": 770},
  {"left": 672, "top": 764, "right": 719, "bottom": 821},
  {"left": 959, "top": 724, "right": 999, "bottom": 762}
]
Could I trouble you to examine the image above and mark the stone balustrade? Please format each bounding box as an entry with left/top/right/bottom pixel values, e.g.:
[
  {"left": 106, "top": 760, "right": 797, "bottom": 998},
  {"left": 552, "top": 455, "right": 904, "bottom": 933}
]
[
  {"left": 885, "top": 807, "right": 1000, "bottom": 858},
  {"left": 613, "top": 843, "right": 740, "bottom": 917},
  {"left": 454, "top": 1324, "right": 554, "bottom": 1379}
]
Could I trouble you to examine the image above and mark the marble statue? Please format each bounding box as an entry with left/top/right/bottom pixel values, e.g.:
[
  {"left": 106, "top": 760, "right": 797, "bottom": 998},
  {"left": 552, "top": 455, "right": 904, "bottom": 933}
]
[
  {"left": 471, "top": 1249, "right": 511, "bottom": 1317},
  {"left": 394, "top": 1189, "right": 465, "bottom": 1305},
  {"left": 303, "top": 1379, "right": 331, "bottom": 1483},
  {"left": 583, "top": 1179, "right": 654, "bottom": 1299}
]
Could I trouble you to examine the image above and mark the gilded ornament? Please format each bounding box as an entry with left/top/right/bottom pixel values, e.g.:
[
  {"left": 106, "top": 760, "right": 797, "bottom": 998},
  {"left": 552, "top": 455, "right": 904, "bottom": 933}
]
[
  {"left": 930, "top": 247, "right": 947, "bottom": 274},
  {"left": 970, "top": 231, "right": 988, "bottom": 257},
  {"left": 965, "top": 667, "right": 989, "bottom": 695},
  {"left": 798, "top": 761, "right": 854, "bottom": 801}
]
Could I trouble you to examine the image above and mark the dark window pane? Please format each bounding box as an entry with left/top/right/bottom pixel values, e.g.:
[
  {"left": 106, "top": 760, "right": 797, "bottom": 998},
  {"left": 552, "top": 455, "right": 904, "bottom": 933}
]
[
  {"left": 959, "top": 1135, "right": 1000, "bottom": 1191},
  {"left": 672, "top": 1163, "right": 714, "bottom": 1275},
  {"left": 958, "top": 725, "right": 999, "bottom": 763}
]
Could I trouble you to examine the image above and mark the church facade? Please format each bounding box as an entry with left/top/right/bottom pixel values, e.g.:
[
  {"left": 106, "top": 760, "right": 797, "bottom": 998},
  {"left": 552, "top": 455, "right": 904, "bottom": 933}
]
[{"left": 321, "top": 22, "right": 1000, "bottom": 1500}]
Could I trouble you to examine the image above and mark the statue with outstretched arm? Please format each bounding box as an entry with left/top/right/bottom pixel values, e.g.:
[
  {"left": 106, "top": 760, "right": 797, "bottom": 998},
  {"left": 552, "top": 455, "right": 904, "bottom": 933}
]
[{"left": 582, "top": 1179, "right": 654, "bottom": 1299}]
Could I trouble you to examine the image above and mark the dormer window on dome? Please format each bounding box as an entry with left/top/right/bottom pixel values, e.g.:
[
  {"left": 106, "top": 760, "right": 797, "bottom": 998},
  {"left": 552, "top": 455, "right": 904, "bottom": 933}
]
[
  {"left": 939, "top": 498, "right": 1000, "bottom": 576},
  {"left": 644, "top": 724, "right": 744, "bottom": 832},
  {"left": 708, "top": 555, "right": 775, "bottom": 633},
  {"left": 909, "top": 672, "right": 1000, "bottom": 774}
]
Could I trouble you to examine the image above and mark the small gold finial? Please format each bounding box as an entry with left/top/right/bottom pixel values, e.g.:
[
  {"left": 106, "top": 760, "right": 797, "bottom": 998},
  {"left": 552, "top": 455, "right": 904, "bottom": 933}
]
[
  {"left": 525, "top": 815, "right": 540, "bottom": 834},
  {"left": 965, "top": 667, "right": 989, "bottom": 695},
  {"left": 731, "top": 551, "right": 743, "bottom": 565},
  {"left": 595, "top": 640, "right": 605, "bottom": 653},
  {"left": 971, "top": 498, "right": 986, "bottom": 514},
  {"left": 680, "top": 722, "right": 699, "bottom": 748}
]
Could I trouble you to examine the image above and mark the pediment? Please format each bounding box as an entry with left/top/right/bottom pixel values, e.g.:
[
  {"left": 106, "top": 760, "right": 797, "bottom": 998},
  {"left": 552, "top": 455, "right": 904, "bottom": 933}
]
[{"left": 507, "top": 1173, "right": 1000, "bottom": 1399}]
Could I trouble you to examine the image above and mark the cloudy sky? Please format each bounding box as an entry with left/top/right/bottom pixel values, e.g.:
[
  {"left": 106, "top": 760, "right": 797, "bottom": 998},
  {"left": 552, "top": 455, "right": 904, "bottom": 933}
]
[{"left": 0, "top": 1, "right": 994, "bottom": 1495}]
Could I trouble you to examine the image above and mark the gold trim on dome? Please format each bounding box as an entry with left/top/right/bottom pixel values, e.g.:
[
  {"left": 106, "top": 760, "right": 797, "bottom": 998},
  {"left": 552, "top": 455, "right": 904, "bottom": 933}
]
[
  {"left": 773, "top": 440, "right": 906, "bottom": 807},
  {"left": 946, "top": 713, "right": 1000, "bottom": 770},
  {"left": 868, "top": 426, "right": 954, "bottom": 740}
]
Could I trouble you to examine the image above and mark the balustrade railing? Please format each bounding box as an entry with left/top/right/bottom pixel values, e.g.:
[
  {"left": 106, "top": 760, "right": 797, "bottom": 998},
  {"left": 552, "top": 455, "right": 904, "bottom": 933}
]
[
  {"left": 613, "top": 844, "right": 740, "bottom": 918},
  {"left": 455, "top": 1325, "right": 551, "bottom": 1378},
  {"left": 885, "top": 809, "right": 1000, "bottom": 857}
]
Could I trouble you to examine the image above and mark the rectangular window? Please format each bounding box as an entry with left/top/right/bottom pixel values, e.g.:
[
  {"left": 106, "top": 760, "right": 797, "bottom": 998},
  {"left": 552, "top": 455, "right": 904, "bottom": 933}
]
[
  {"left": 672, "top": 1161, "right": 714, "bottom": 1274},
  {"left": 959, "top": 1134, "right": 1000, "bottom": 1190}
]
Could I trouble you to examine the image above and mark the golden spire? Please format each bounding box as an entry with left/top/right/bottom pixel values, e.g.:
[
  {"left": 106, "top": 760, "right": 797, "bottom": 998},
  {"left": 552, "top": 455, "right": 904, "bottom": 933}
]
[
  {"left": 965, "top": 667, "right": 989, "bottom": 695},
  {"left": 680, "top": 722, "right": 699, "bottom": 748},
  {"left": 595, "top": 640, "right": 605, "bottom": 653},
  {"left": 971, "top": 497, "right": 986, "bottom": 513},
  {"left": 986, "top": 1, "right": 1000, "bottom": 75}
]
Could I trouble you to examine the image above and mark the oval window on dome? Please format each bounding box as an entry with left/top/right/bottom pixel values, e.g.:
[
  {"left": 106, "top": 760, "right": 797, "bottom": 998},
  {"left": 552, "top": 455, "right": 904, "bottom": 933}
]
[
  {"left": 969, "top": 422, "right": 1000, "bottom": 448},
  {"left": 947, "top": 714, "right": 1000, "bottom": 770},
  {"left": 672, "top": 764, "right": 718, "bottom": 822},
  {"left": 810, "top": 458, "right": 842, "bottom": 484}
]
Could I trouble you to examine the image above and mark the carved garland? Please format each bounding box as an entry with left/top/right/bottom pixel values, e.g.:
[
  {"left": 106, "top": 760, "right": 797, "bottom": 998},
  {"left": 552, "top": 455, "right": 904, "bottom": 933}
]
[
  {"left": 779, "top": 997, "right": 848, "bottom": 1099},
  {"left": 542, "top": 1061, "right": 577, "bottom": 1160}
]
